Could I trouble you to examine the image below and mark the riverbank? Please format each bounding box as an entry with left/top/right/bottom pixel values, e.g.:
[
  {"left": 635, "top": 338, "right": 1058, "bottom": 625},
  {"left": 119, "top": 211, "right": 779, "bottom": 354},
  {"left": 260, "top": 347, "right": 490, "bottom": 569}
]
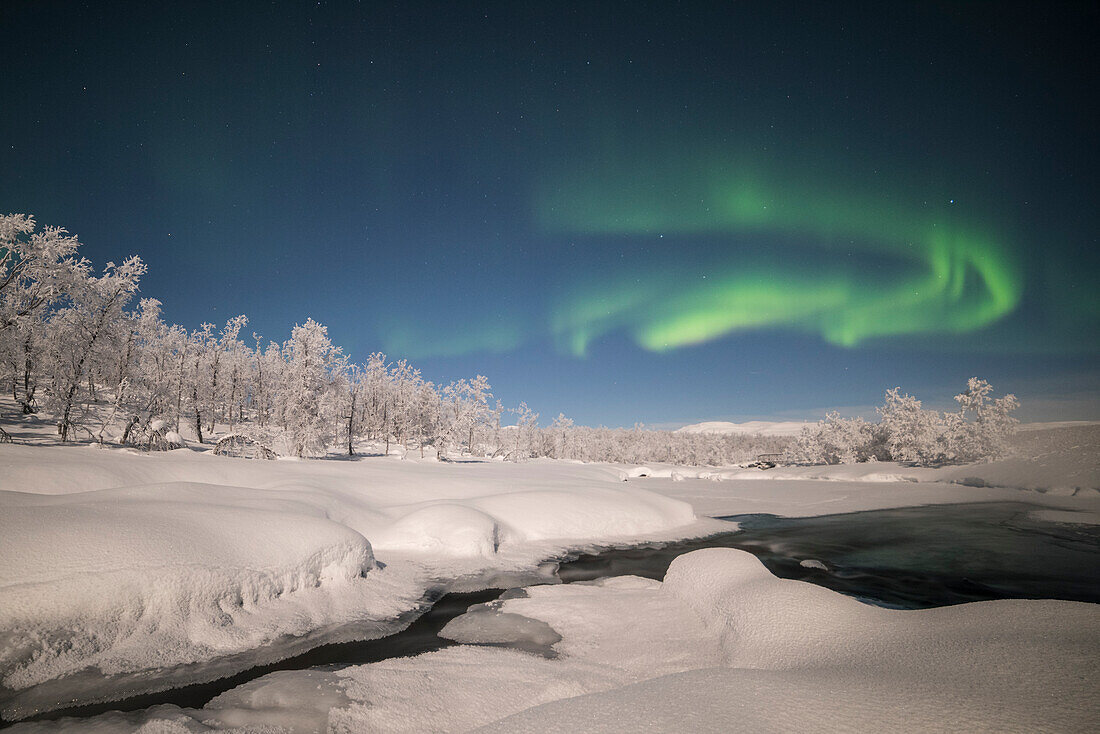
[{"left": 2, "top": 439, "right": 1098, "bottom": 730}]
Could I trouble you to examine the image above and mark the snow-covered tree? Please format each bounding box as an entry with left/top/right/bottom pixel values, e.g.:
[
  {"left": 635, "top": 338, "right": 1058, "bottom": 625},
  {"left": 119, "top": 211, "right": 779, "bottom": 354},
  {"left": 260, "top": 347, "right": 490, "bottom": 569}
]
[
  {"left": 0, "top": 214, "right": 83, "bottom": 333},
  {"left": 952, "top": 377, "right": 1019, "bottom": 462},
  {"left": 219, "top": 316, "right": 250, "bottom": 430},
  {"left": 790, "top": 413, "right": 877, "bottom": 465},
  {"left": 411, "top": 378, "right": 443, "bottom": 458},
  {"left": 876, "top": 387, "right": 947, "bottom": 465},
  {"left": 549, "top": 413, "right": 575, "bottom": 459},
  {"left": 279, "top": 318, "right": 340, "bottom": 457},
  {"left": 508, "top": 401, "right": 540, "bottom": 461},
  {"left": 43, "top": 256, "right": 146, "bottom": 441},
  {"left": 444, "top": 375, "right": 494, "bottom": 456},
  {"left": 791, "top": 380, "right": 1021, "bottom": 467},
  {"left": 0, "top": 215, "right": 87, "bottom": 437}
]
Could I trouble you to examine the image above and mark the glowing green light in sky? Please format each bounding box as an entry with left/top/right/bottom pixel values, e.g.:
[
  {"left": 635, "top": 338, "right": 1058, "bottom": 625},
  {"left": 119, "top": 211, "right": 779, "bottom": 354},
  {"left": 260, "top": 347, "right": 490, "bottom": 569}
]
[
  {"left": 379, "top": 318, "right": 523, "bottom": 360},
  {"left": 539, "top": 160, "right": 1022, "bottom": 356}
]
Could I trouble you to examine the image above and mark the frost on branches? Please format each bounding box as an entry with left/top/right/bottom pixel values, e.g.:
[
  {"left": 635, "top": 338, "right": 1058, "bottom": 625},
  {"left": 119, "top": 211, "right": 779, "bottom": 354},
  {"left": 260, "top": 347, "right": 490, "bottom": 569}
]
[{"left": 791, "top": 379, "right": 1019, "bottom": 467}]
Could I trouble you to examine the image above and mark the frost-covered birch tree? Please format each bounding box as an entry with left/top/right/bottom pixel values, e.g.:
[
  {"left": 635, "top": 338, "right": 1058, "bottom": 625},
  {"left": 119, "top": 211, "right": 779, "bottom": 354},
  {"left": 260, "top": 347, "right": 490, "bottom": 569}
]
[
  {"left": 44, "top": 256, "right": 146, "bottom": 441},
  {"left": 279, "top": 318, "right": 340, "bottom": 457}
]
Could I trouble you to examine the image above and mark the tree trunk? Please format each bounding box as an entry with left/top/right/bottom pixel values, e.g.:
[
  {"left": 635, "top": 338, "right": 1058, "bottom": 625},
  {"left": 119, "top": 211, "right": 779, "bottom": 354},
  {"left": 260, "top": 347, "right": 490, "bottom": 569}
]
[
  {"left": 59, "top": 382, "right": 78, "bottom": 442},
  {"left": 175, "top": 355, "right": 185, "bottom": 432},
  {"left": 121, "top": 415, "right": 140, "bottom": 445},
  {"left": 207, "top": 355, "right": 219, "bottom": 434},
  {"left": 347, "top": 390, "right": 356, "bottom": 456},
  {"left": 193, "top": 384, "right": 204, "bottom": 444},
  {"left": 21, "top": 336, "right": 37, "bottom": 413}
]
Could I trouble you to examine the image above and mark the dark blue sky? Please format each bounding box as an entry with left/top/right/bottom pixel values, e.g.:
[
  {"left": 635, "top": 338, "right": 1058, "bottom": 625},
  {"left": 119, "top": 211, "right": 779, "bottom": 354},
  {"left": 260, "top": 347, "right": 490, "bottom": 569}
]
[{"left": 3, "top": 2, "right": 1097, "bottom": 425}]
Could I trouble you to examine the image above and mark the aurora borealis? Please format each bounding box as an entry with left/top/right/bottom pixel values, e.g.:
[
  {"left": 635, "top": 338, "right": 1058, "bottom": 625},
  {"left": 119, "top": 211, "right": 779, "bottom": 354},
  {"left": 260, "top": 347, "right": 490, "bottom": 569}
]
[
  {"left": 541, "top": 158, "right": 1022, "bottom": 355},
  {"left": 2, "top": 2, "right": 1097, "bottom": 424}
]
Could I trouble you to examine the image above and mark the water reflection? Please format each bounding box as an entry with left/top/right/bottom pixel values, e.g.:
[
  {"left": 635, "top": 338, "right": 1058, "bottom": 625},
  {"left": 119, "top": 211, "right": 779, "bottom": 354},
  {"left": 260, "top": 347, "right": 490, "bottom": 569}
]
[{"left": 558, "top": 502, "right": 1100, "bottom": 609}]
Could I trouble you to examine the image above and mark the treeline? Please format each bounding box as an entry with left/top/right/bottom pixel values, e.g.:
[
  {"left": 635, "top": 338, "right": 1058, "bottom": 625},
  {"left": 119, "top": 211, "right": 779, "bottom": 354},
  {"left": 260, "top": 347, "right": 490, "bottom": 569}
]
[
  {"left": 493, "top": 416, "right": 790, "bottom": 465},
  {"left": 789, "top": 379, "right": 1019, "bottom": 467},
  {"left": 0, "top": 214, "right": 785, "bottom": 464}
]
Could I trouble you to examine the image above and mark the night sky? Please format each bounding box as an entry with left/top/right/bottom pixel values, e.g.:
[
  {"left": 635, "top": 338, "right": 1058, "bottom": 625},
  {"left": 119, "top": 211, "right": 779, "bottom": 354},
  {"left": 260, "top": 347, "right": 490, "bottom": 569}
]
[{"left": 3, "top": 2, "right": 1097, "bottom": 426}]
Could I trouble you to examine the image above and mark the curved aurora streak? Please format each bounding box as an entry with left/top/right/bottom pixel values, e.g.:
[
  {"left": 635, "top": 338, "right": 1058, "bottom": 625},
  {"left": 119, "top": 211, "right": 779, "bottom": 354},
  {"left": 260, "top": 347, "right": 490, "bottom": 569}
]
[{"left": 540, "top": 166, "right": 1022, "bottom": 357}]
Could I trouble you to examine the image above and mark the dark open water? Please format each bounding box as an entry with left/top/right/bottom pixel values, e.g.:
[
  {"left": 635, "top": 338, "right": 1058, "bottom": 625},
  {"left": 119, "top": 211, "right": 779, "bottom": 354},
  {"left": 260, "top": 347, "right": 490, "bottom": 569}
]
[{"left": 559, "top": 502, "right": 1100, "bottom": 609}]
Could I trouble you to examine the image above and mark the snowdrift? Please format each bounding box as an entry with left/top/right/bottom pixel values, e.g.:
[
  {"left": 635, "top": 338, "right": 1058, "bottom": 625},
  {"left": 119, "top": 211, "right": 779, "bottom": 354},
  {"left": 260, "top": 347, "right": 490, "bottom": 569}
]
[
  {"left": 47, "top": 548, "right": 1098, "bottom": 733},
  {"left": 0, "top": 484, "right": 377, "bottom": 691},
  {"left": 0, "top": 444, "right": 702, "bottom": 719}
]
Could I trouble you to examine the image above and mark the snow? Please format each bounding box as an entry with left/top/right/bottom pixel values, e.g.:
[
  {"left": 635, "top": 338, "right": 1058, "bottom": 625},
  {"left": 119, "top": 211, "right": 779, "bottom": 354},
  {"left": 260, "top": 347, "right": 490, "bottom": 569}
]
[
  {"left": 628, "top": 457, "right": 1100, "bottom": 518},
  {"left": 675, "top": 420, "right": 811, "bottom": 436},
  {"left": 370, "top": 503, "right": 512, "bottom": 557},
  {"left": 440, "top": 608, "right": 562, "bottom": 650},
  {"left": 2, "top": 432, "right": 1098, "bottom": 730},
  {"left": 1018, "top": 420, "right": 1100, "bottom": 431},
  {"left": 0, "top": 445, "right": 706, "bottom": 720},
  {"left": 0, "top": 484, "right": 384, "bottom": 692},
  {"left": 35, "top": 549, "right": 1097, "bottom": 733}
]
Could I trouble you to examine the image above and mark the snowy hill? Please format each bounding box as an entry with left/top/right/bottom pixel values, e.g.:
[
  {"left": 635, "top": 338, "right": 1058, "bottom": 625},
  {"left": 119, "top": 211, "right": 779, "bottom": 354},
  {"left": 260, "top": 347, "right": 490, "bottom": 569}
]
[{"left": 674, "top": 420, "right": 811, "bottom": 437}]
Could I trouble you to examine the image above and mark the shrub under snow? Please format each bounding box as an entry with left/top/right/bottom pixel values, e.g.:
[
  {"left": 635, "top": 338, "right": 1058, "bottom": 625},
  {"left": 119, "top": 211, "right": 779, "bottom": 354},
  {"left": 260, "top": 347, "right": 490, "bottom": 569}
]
[{"left": 791, "top": 378, "right": 1018, "bottom": 467}]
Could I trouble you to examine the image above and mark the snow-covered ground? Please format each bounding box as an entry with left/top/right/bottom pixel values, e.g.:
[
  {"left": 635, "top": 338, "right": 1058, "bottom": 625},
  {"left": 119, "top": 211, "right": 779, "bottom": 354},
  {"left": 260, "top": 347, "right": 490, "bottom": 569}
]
[
  {"left": 627, "top": 462, "right": 1100, "bottom": 521},
  {"left": 2, "top": 430, "right": 1098, "bottom": 731},
  {"left": 0, "top": 444, "right": 707, "bottom": 721},
  {"left": 616, "top": 427, "right": 1100, "bottom": 520},
  {"left": 12, "top": 550, "right": 1097, "bottom": 733}
]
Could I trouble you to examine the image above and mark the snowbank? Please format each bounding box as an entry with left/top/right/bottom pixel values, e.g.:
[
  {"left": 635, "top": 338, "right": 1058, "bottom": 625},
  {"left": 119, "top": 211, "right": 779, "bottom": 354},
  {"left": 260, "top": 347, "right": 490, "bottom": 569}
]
[
  {"left": 3, "top": 436, "right": 1096, "bottom": 727},
  {"left": 48, "top": 548, "right": 1098, "bottom": 733},
  {"left": 630, "top": 458, "right": 1100, "bottom": 518},
  {"left": 0, "top": 444, "right": 702, "bottom": 719},
  {"left": 424, "top": 551, "right": 1100, "bottom": 733},
  {"left": 0, "top": 485, "right": 378, "bottom": 691}
]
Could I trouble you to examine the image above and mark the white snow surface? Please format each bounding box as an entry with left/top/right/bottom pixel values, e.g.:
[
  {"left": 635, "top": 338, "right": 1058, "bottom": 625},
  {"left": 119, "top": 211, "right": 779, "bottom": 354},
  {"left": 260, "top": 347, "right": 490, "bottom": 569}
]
[
  {"left": 3, "top": 434, "right": 1099, "bottom": 731},
  {"left": 624, "top": 457, "right": 1100, "bottom": 517},
  {"left": 27, "top": 550, "right": 1098, "bottom": 733},
  {"left": 674, "top": 420, "right": 811, "bottom": 436},
  {"left": 0, "top": 444, "right": 703, "bottom": 718},
  {"left": 1018, "top": 420, "right": 1100, "bottom": 431}
]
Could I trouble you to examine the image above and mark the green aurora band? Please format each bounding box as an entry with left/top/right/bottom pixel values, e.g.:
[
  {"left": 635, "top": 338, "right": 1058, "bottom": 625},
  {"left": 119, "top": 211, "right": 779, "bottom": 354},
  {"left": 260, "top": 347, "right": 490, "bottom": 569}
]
[
  {"left": 539, "top": 165, "right": 1022, "bottom": 356},
  {"left": 380, "top": 317, "right": 524, "bottom": 361}
]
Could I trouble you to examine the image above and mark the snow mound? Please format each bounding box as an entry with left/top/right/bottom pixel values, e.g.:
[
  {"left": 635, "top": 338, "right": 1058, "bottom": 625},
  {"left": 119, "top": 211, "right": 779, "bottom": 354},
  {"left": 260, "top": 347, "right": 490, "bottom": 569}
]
[
  {"left": 440, "top": 607, "right": 562, "bottom": 649},
  {"left": 661, "top": 548, "right": 1100, "bottom": 675},
  {"left": 370, "top": 504, "right": 513, "bottom": 557},
  {"left": 0, "top": 445, "right": 705, "bottom": 717},
  {"left": 0, "top": 483, "right": 375, "bottom": 691},
  {"left": 29, "top": 547, "right": 1100, "bottom": 733},
  {"left": 468, "top": 487, "right": 696, "bottom": 542},
  {"left": 480, "top": 549, "right": 1100, "bottom": 733}
]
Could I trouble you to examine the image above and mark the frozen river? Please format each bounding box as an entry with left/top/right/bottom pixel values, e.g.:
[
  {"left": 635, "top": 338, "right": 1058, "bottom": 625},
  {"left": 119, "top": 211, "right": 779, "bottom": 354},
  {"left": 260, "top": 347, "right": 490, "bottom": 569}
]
[
  {"left": 560, "top": 501, "right": 1100, "bottom": 608},
  {"left": 15, "top": 500, "right": 1098, "bottom": 728}
]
